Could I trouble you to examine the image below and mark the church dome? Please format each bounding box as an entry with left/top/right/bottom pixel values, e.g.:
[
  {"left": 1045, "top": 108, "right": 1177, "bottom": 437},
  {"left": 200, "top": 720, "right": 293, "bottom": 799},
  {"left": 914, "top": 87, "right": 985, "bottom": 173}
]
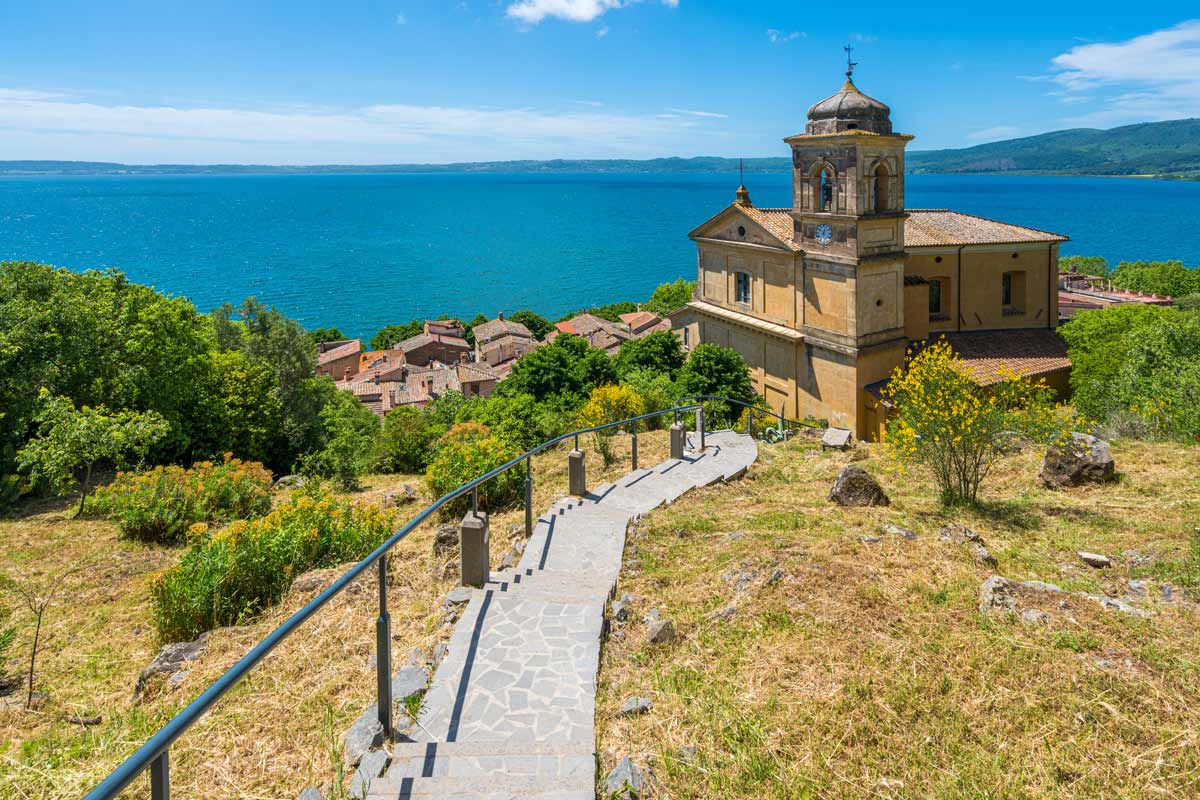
[{"left": 805, "top": 76, "right": 892, "bottom": 135}]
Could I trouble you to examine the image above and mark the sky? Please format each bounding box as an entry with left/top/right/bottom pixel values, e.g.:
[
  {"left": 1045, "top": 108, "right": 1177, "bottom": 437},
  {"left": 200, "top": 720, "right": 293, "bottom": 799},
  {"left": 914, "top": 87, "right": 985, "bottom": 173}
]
[{"left": 1, "top": 2, "right": 1198, "bottom": 164}]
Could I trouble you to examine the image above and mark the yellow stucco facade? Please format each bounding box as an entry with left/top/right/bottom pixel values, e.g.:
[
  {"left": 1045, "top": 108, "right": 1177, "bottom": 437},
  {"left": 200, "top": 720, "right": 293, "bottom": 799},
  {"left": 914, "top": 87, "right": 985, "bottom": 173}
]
[{"left": 671, "top": 73, "right": 1068, "bottom": 441}]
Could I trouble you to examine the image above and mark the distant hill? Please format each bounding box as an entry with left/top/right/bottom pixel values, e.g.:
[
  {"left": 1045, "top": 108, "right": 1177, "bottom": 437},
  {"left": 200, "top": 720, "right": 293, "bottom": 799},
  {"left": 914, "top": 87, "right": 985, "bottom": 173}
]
[
  {"left": 2, "top": 119, "right": 1197, "bottom": 178},
  {"left": 906, "top": 119, "right": 1200, "bottom": 180}
]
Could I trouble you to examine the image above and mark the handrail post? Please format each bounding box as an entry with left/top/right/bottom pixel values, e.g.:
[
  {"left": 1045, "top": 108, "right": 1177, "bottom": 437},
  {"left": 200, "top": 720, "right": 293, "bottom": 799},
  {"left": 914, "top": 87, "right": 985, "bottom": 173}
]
[
  {"left": 631, "top": 419, "right": 638, "bottom": 470},
  {"left": 376, "top": 554, "right": 393, "bottom": 739},
  {"left": 748, "top": 409, "right": 755, "bottom": 440},
  {"left": 524, "top": 459, "right": 533, "bottom": 538},
  {"left": 150, "top": 750, "right": 169, "bottom": 800},
  {"left": 471, "top": 487, "right": 478, "bottom": 517},
  {"left": 695, "top": 406, "right": 705, "bottom": 452}
]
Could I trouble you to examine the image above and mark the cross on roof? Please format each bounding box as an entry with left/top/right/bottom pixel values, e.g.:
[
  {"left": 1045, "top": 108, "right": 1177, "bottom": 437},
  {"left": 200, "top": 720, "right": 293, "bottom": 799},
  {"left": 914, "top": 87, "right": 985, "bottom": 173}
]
[{"left": 844, "top": 44, "right": 857, "bottom": 78}]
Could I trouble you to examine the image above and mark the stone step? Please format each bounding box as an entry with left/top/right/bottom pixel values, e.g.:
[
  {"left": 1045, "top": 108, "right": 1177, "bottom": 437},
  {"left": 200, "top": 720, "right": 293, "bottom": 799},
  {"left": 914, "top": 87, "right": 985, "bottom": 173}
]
[
  {"left": 386, "top": 744, "right": 594, "bottom": 781},
  {"left": 365, "top": 771, "right": 593, "bottom": 800}
]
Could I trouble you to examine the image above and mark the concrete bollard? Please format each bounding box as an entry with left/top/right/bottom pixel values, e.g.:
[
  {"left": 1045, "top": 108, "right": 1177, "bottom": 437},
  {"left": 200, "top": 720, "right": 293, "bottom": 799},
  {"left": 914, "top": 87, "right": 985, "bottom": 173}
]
[
  {"left": 568, "top": 449, "right": 587, "bottom": 497},
  {"left": 460, "top": 511, "right": 490, "bottom": 588},
  {"left": 669, "top": 422, "right": 686, "bottom": 460}
]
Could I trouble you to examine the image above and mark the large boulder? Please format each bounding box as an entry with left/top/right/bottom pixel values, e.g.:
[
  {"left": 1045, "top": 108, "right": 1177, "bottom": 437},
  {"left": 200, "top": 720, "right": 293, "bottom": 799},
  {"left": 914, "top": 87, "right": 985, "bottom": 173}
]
[
  {"left": 1039, "top": 433, "right": 1116, "bottom": 488},
  {"left": 134, "top": 637, "right": 208, "bottom": 699},
  {"left": 829, "top": 465, "right": 890, "bottom": 507}
]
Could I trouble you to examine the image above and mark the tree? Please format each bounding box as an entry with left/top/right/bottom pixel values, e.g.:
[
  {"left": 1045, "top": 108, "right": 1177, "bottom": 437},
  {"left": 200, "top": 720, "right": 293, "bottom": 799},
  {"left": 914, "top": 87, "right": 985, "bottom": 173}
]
[
  {"left": 370, "top": 320, "right": 423, "bottom": 351},
  {"left": 507, "top": 310, "right": 553, "bottom": 340},
  {"left": 620, "top": 368, "right": 680, "bottom": 428},
  {"left": 1058, "top": 255, "right": 1107, "bottom": 276},
  {"left": 1174, "top": 293, "right": 1200, "bottom": 314},
  {"left": 212, "top": 349, "right": 283, "bottom": 465},
  {"left": 1107, "top": 314, "right": 1200, "bottom": 439},
  {"left": 463, "top": 313, "right": 489, "bottom": 348},
  {"left": 1059, "top": 304, "right": 1177, "bottom": 421},
  {"left": 456, "top": 392, "right": 558, "bottom": 451},
  {"left": 304, "top": 391, "right": 380, "bottom": 490},
  {"left": 497, "top": 334, "right": 616, "bottom": 404},
  {"left": 307, "top": 326, "right": 346, "bottom": 345},
  {"left": 375, "top": 406, "right": 439, "bottom": 474},
  {"left": 0, "top": 600, "right": 15, "bottom": 686},
  {"left": 883, "top": 340, "right": 1071, "bottom": 506},
  {"left": 16, "top": 392, "right": 169, "bottom": 514},
  {"left": 576, "top": 384, "right": 646, "bottom": 466},
  {"left": 614, "top": 330, "right": 686, "bottom": 380},
  {"left": 645, "top": 278, "right": 696, "bottom": 316},
  {"left": 1109, "top": 260, "right": 1200, "bottom": 298},
  {"left": 676, "top": 343, "right": 755, "bottom": 426},
  {"left": 1, "top": 565, "right": 84, "bottom": 709}
]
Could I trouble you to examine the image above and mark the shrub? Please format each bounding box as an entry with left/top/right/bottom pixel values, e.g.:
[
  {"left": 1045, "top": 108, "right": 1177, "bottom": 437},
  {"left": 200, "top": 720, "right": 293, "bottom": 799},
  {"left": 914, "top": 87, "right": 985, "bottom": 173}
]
[
  {"left": 676, "top": 343, "right": 756, "bottom": 426},
  {"left": 151, "top": 487, "right": 393, "bottom": 642},
  {"left": 426, "top": 423, "right": 523, "bottom": 517},
  {"left": 620, "top": 369, "right": 680, "bottom": 429},
  {"left": 90, "top": 456, "right": 274, "bottom": 544},
  {"left": 883, "top": 339, "right": 1073, "bottom": 506},
  {"left": 614, "top": 330, "right": 685, "bottom": 381},
  {"left": 302, "top": 390, "right": 380, "bottom": 490},
  {"left": 645, "top": 278, "right": 695, "bottom": 317},
  {"left": 374, "top": 406, "right": 438, "bottom": 473},
  {"left": 576, "top": 384, "right": 646, "bottom": 466}
]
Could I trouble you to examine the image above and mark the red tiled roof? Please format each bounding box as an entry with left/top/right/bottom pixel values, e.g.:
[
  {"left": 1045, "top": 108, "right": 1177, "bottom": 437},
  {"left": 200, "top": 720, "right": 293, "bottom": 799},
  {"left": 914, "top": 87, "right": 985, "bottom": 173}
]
[
  {"left": 317, "top": 339, "right": 361, "bottom": 365},
  {"left": 936, "top": 329, "right": 1071, "bottom": 386},
  {"left": 905, "top": 209, "right": 1068, "bottom": 247}
]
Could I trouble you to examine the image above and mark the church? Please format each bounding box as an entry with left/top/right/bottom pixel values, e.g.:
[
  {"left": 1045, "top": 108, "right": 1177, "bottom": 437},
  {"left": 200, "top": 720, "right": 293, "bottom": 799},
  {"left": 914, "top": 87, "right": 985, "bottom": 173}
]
[{"left": 670, "top": 63, "right": 1073, "bottom": 441}]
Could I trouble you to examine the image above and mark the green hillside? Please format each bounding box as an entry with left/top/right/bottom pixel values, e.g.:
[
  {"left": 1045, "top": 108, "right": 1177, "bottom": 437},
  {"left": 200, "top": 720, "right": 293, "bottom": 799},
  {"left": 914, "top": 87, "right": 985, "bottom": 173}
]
[{"left": 907, "top": 119, "right": 1200, "bottom": 180}]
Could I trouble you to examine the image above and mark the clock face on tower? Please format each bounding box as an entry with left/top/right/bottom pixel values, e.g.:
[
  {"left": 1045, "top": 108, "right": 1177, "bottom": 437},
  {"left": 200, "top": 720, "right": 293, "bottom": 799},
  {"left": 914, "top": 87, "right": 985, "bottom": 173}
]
[{"left": 815, "top": 223, "right": 833, "bottom": 245}]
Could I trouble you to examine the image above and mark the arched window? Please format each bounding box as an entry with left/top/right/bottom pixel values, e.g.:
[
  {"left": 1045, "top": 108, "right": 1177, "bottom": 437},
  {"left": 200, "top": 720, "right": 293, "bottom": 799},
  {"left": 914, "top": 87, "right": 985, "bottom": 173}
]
[
  {"left": 819, "top": 168, "right": 834, "bottom": 212},
  {"left": 874, "top": 163, "right": 889, "bottom": 212}
]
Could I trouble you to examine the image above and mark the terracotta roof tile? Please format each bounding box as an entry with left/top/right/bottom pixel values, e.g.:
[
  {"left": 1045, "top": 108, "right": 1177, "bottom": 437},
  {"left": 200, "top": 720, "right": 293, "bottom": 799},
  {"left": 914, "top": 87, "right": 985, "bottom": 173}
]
[
  {"left": 317, "top": 339, "right": 361, "bottom": 365},
  {"left": 936, "top": 329, "right": 1071, "bottom": 386},
  {"left": 740, "top": 207, "right": 802, "bottom": 251},
  {"left": 905, "top": 209, "right": 1068, "bottom": 247}
]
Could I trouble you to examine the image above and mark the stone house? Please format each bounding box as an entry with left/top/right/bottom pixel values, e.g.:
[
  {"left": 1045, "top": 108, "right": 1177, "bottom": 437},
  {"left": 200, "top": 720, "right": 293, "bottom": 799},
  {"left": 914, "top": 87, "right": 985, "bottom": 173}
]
[
  {"left": 474, "top": 314, "right": 539, "bottom": 369},
  {"left": 396, "top": 331, "right": 471, "bottom": 367},
  {"left": 316, "top": 339, "right": 362, "bottom": 381},
  {"left": 551, "top": 313, "right": 631, "bottom": 355},
  {"left": 670, "top": 68, "right": 1071, "bottom": 440}
]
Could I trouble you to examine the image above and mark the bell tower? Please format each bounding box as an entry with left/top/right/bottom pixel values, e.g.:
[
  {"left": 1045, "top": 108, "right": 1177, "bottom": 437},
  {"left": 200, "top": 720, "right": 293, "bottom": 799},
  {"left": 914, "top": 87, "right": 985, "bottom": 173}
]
[{"left": 785, "top": 52, "right": 915, "bottom": 435}]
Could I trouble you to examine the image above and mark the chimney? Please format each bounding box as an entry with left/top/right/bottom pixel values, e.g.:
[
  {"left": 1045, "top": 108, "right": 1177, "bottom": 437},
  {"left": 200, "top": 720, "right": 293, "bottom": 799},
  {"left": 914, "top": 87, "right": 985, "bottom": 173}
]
[
  {"left": 344, "top": 367, "right": 353, "bottom": 380},
  {"left": 497, "top": 311, "right": 504, "bottom": 321}
]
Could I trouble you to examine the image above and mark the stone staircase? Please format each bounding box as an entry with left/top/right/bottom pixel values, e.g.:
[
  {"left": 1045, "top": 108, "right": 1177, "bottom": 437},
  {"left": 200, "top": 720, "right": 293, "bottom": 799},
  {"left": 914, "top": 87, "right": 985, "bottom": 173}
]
[{"left": 360, "top": 430, "right": 757, "bottom": 800}]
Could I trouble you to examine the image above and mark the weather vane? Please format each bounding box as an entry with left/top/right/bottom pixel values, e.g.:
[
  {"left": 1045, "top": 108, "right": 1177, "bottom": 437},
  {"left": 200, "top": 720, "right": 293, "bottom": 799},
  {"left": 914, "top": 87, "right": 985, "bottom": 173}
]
[
  {"left": 844, "top": 43, "right": 857, "bottom": 78},
  {"left": 739, "top": 157, "right": 744, "bottom": 185}
]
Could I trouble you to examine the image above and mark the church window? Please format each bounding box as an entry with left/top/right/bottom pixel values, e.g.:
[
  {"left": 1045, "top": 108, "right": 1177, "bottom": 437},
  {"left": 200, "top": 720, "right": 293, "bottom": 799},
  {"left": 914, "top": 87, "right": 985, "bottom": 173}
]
[
  {"left": 1002, "top": 272, "right": 1012, "bottom": 306},
  {"left": 735, "top": 272, "right": 751, "bottom": 304},
  {"left": 929, "top": 278, "right": 944, "bottom": 315},
  {"left": 874, "top": 163, "right": 889, "bottom": 211},
  {"left": 682, "top": 327, "right": 690, "bottom": 349},
  {"left": 1002, "top": 271, "right": 1027, "bottom": 314},
  {"left": 819, "top": 169, "right": 834, "bottom": 211}
]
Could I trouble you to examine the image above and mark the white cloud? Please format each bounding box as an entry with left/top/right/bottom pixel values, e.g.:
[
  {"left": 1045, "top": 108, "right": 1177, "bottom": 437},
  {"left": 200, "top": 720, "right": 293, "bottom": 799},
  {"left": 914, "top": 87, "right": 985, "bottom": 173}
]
[
  {"left": 665, "top": 107, "right": 727, "bottom": 119},
  {"left": 505, "top": 0, "right": 676, "bottom": 25},
  {"left": 596, "top": 24, "right": 609, "bottom": 37},
  {"left": 395, "top": 12, "right": 407, "bottom": 25},
  {"left": 966, "top": 125, "right": 1021, "bottom": 143},
  {"left": 766, "top": 29, "right": 804, "bottom": 45},
  {"left": 1048, "top": 19, "right": 1200, "bottom": 126},
  {"left": 0, "top": 88, "right": 728, "bottom": 164}
]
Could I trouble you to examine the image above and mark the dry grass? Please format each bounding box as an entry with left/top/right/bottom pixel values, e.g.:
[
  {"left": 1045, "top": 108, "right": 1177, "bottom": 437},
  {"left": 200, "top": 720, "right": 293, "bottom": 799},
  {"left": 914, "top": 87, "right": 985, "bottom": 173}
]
[
  {"left": 596, "top": 437, "right": 1200, "bottom": 799},
  {"left": 0, "top": 429, "right": 670, "bottom": 800}
]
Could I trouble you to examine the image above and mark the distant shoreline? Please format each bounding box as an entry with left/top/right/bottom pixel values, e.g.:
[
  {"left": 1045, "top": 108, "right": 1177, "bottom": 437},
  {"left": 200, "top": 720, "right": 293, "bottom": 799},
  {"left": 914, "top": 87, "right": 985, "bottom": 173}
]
[{"left": 0, "top": 162, "right": 1190, "bottom": 181}]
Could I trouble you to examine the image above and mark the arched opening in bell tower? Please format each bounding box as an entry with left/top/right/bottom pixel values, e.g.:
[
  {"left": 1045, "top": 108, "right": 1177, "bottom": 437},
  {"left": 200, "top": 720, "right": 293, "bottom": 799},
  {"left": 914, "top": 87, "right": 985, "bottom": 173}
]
[{"left": 874, "top": 163, "right": 889, "bottom": 212}]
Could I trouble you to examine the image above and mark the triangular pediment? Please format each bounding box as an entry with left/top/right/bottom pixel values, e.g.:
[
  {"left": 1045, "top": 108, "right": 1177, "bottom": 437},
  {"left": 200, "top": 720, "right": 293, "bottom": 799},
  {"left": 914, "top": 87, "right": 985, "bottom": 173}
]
[{"left": 688, "top": 205, "right": 799, "bottom": 252}]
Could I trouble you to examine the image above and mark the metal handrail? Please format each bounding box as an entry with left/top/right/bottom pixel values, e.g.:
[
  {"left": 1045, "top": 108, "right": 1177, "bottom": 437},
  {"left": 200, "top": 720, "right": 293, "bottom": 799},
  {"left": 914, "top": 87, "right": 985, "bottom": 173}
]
[{"left": 84, "top": 401, "right": 706, "bottom": 800}]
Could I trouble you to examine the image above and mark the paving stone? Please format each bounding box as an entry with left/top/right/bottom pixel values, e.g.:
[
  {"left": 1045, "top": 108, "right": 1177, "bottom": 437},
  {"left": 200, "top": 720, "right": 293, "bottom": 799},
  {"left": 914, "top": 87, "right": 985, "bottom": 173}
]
[
  {"left": 619, "top": 696, "right": 653, "bottom": 716},
  {"left": 349, "top": 749, "right": 389, "bottom": 799}
]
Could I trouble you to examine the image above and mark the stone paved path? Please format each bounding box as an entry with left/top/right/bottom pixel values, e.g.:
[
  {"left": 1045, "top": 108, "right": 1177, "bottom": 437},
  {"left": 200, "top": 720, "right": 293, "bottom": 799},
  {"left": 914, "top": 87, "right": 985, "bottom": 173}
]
[{"left": 364, "top": 430, "right": 757, "bottom": 799}]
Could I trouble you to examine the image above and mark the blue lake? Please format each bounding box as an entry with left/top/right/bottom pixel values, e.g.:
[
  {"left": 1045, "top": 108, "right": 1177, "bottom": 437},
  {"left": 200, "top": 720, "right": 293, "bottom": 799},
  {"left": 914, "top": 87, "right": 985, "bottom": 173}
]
[{"left": 1, "top": 172, "right": 1197, "bottom": 339}]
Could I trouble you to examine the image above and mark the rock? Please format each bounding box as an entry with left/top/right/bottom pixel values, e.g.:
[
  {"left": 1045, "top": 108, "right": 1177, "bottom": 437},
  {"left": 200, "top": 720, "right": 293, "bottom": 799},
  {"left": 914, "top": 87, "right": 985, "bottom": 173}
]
[
  {"left": 721, "top": 564, "right": 758, "bottom": 593},
  {"left": 343, "top": 707, "right": 384, "bottom": 767},
  {"left": 272, "top": 474, "right": 306, "bottom": 490},
  {"left": 391, "top": 666, "right": 428, "bottom": 701},
  {"left": 646, "top": 619, "right": 677, "bottom": 645},
  {"left": 859, "top": 535, "right": 882, "bottom": 544},
  {"left": 724, "top": 530, "right": 748, "bottom": 541},
  {"left": 291, "top": 570, "right": 330, "bottom": 594},
  {"left": 134, "top": 638, "right": 208, "bottom": 699},
  {"left": 882, "top": 523, "right": 916, "bottom": 541},
  {"left": 297, "top": 788, "right": 323, "bottom": 800},
  {"left": 1078, "top": 551, "right": 1112, "bottom": 569},
  {"left": 1021, "top": 608, "right": 1048, "bottom": 626},
  {"left": 765, "top": 566, "right": 787, "bottom": 585},
  {"left": 821, "top": 427, "right": 853, "bottom": 450},
  {"left": 979, "top": 576, "right": 1019, "bottom": 614},
  {"left": 431, "top": 643, "right": 449, "bottom": 670},
  {"left": 444, "top": 586, "right": 473, "bottom": 610},
  {"left": 969, "top": 542, "right": 999, "bottom": 568},
  {"left": 938, "top": 524, "right": 983, "bottom": 544},
  {"left": 829, "top": 465, "right": 889, "bottom": 507},
  {"left": 620, "top": 696, "right": 653, "bottom": 716},
  {"left": 978, "top": 576, "right": 1063, "bottom": 616},
  {"left": 611, "top": 600, "right": 631, "bottom": 623},
  {"left": 1084, "top": 594, "right": 1149, "bottom": 617},
  {"left": 432, "top": 524, "right": 458, "bottom": 558},
  {"left": 382, "top": 485, "right": 418, "bottom": 507},
  {"left": 643, "top": 608, "right": 661, "bottom": 623},
  {"left": 707, "top": 604, "right": 737, "bottom": 621},
  {"left": 604, "top": 757, "right": 645, "bottom": 799},
  {"left": 348, "top": 749, "right": 390, "bottom": 799},
  {"left": 1040, "top": 433, "right": 1117, "bottom": 488},
  {"left": 1126, "top": 579, "right": 1149, "bottom": 597}
]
